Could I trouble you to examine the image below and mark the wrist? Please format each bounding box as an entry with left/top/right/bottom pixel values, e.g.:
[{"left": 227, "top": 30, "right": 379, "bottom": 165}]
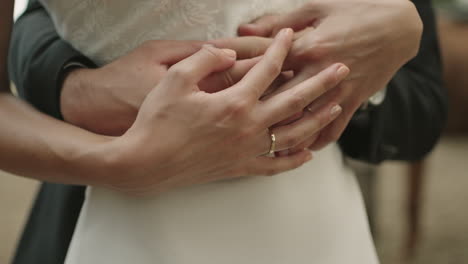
[
  {"left": 82, "top": 132, "right": 168, "bottom": 193},
  {"left": 60, "top": 67, "right": 96, "bottom": 125},
  {"left": 60, "top": 65, "right": 138, "bottom": 136},
  {"left": 66, "top": 133, "right": 123, "bottom": 187}
]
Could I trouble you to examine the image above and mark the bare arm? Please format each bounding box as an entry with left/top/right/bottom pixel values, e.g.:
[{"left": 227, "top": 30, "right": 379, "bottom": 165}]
[
  {"left": 0, "top": 0, "right": 110, "bottom": 183},
  {"left": 1, "top": 13, "right": 347, "bottom": 195},
  {"left": 0, "top": 94, "right": 112, "bottom": 183}
]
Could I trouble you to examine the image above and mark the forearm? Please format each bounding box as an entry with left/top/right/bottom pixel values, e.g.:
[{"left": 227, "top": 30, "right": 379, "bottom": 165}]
[
  {"left": 1, "top": 1, "right": 110, "bottom": 184},
  {"left": 0, "top": 93, "right": 115, "bottom": 185},
  {"left": 8, "top": 0, "right": 94, "bottom": 119}
]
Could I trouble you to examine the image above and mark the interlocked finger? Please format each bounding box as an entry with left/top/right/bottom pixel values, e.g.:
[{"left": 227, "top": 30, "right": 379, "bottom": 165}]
[
  {"left": 232, "top": 28, "right": 293, "bottom": 99},
  {"left": 199, "top": 57, "right": 261, "bottom": 93},
  {"left": 258, "top": 63, "right": 349, "bottom": 127},
  {"left": 167, "top": 45, "right": 237, "bottom": 88}
]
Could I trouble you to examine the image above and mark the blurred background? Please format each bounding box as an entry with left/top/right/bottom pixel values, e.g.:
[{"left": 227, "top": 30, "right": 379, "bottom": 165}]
[{"left": 1, "top": 0, "right": 467, "bottom": 263}]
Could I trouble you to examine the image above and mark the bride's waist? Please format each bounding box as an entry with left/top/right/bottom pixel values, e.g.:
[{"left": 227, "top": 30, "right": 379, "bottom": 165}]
[{"left": 86, "top": 145, "right": 355, "bottom": 210}]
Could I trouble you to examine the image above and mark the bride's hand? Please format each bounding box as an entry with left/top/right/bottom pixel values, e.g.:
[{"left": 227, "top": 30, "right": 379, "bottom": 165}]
[{"left": 97, "top": 29, "right": 349, "bottom": 196}]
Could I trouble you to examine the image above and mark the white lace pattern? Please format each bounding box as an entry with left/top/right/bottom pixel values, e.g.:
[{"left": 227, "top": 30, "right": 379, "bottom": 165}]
[{"left": 40, "top": 0, "right": 305, "bottom": 65}]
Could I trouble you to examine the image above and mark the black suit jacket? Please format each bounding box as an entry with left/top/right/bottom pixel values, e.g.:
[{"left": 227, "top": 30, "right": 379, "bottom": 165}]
[{"left": 8, "top": 0, "right": 447, "bottom": 263}]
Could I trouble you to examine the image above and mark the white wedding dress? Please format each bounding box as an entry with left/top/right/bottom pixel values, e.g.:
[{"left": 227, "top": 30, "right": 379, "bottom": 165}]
[{"left": 39, "top": 0, "right": 379, "bottom": 263}]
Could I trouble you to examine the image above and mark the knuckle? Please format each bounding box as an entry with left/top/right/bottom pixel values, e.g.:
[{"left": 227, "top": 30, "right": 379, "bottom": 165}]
[
  {"left": 265, "top": 60, "right": 282, "bottom": 77},
  {"left": 201, "top": 45, "right": 225, "bottom": 61},
  {"left": 296, "top": 36, "right": 329, "bottom": 61},
  {"left": 168, "top": 66, "right": 191, "bottom": 82},
  {"left": 245, "top": 88, "right": 261, "bottom": 103},
  {"left": 222, "top": 71, "right": 235, "bottom": 87},
  {"left": 284, "top": 133, "right": 300, "bottom": 148},
  {"left": 223, "top": 99, "right": 250, "bottom": 119},
  {"left": 288, "top": 93, "right": 308, "bottom": 113}
]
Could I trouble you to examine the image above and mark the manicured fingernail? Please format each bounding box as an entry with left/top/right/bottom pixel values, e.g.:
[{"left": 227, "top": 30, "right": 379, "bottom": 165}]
[
  {"left": 336, "top": 65, "right": 350, "bottom": 79},
  {"left": 222, "top": 49, "right": 237, "bottom": 58},
  {"left": 330, "top": 105, "right": 342, "bottom": 118}
]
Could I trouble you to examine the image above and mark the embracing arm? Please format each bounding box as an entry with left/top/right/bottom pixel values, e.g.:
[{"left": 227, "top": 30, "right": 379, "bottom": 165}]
[
  {"left": 8, "top": 0, "right": 95, "bottom": 119},
  {"left": 339, "top": 0, "right": 447, "bottom": 163},
  {"left": 0, "top": 0, "right": 108, "bottom": 183},
  {"left": 4, "top": 2, "right": 338, "bottom": 194},
  {"left": 0, "top": 95, "right": 114, "bottom": 183}
]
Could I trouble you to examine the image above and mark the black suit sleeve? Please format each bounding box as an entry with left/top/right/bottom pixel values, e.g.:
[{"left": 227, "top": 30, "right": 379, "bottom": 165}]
[
  {"left": 8, "top": 0, "right": 94, "bottom": 119},
  {"left": 339, "top": 0, "right": 447, "bottom": 164}
]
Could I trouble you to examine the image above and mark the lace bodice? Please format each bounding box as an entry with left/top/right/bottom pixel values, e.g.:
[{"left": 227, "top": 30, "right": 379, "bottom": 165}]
[{"left": 40, "top": 0, "right": 305, "bottom": 65}]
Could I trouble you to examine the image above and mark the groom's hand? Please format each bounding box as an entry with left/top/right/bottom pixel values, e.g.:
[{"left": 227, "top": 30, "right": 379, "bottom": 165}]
[
  {"left": 60, "top": 39, "right": 262, "bottom": 136},
  {"left": 238, "top": 0, "right": 423, "bottom": 150}
]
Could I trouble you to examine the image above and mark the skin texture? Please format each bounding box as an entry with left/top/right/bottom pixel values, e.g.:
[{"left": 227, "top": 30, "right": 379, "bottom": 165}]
[
  {"left": 0, "top": 14, "right": 349, "bottom": 195},
  {"left": 238, "top": 0, "right": 423, "bottom": 151},
  {"left": 62, "top": 0, "right": 423, "bottom": 156},
  {"left": 61, "top": 39, "right": 263, "bottom": 136},
  {"left": 99, "top": 32, "right": 350, "bottom": 195},
  {"left": 61, "top": 37, "right": 339, "bottom": 137}
]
